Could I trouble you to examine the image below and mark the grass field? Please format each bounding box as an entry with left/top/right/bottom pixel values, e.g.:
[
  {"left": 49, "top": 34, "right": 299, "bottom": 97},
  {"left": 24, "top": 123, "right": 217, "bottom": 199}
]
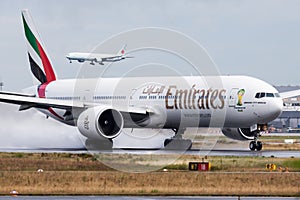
[
  {"left": 190, "top": 133, "right": 300, "bottom": 151},
  {"left": 1, "top": 171, "right": 299, "bottom": 196},
  {"left": 0, "top": 152, "right": 299, "bottom": 196}
]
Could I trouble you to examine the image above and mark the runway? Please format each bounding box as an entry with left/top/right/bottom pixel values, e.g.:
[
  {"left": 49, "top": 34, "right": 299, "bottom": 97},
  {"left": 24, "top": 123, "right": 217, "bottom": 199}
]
[
  {"left": 110, "top": 149, "right": 300, "bottom": 158},
  {"left": 0, "top": 148, "right": 299, "bottom": 158},
  {"left": 0, "top": 196, "right": 298, "bottom": 200}
]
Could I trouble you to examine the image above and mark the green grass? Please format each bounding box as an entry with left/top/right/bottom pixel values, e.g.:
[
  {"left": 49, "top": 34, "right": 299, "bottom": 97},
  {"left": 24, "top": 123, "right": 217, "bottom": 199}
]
[
  {"left": 0, "top": 152, "right": 299, "bottom": 196},
  {"left": 284, "top": 159, "right": 300, "bottom": 171},
  {"left": 261, "top": 135, "right": 300, "bottom": 140},
  {"left": 13, "top": 152, "right": 25, "bottom": 158},
  {"left": 164, "top": 163, "right": 188, "bottom": 170},
  {"left": 0, "top": 152, "right": 300, "bottom": 172}
]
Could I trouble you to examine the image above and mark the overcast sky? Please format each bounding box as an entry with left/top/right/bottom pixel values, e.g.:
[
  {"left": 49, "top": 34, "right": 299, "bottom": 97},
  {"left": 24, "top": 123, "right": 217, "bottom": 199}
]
[
  {"left": 0, "top": 0, "right": 300, "bottom": 148},
  {"left": 0, "top": 0, "right": 300, "bottom": 91}
]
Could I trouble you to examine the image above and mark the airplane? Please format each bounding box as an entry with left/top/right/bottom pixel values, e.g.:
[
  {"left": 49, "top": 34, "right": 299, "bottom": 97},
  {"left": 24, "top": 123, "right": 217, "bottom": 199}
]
[
  {"left": 0, "top": 10, "right": 297, "bottom": 151},
  {"left": 66, "top": 45, "right": 133, "bottom": 65}
]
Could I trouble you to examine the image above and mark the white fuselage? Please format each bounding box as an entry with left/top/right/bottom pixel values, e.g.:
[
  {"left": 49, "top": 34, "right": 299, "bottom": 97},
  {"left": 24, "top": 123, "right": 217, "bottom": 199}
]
[
  {"left": 33, "top": 75, "right": 283, "bottom": 129},
  {"left": 66, "top": 52, "right": 124, "bottom": 63}
]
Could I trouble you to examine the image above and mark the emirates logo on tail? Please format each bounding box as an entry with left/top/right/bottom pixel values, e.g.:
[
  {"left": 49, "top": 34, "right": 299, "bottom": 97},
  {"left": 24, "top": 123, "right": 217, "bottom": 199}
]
[{"left": 22, "top": 10, "right": 56, "bottom": 84}]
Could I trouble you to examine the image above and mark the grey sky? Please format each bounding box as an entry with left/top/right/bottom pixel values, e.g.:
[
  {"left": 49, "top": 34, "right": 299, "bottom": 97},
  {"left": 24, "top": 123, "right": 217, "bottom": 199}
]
[{"left": 0, "top": 0, "right": 299, "bottom": 90}]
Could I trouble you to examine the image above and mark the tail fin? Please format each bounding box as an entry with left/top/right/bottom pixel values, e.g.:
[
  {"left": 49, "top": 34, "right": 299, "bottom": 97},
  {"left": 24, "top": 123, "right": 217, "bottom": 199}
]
[
  {"left": 117, "top": 44, "right": 127, "bottom": 55},
  {"left": 22, "top": 10, "right": 56, "bottom": 84}
]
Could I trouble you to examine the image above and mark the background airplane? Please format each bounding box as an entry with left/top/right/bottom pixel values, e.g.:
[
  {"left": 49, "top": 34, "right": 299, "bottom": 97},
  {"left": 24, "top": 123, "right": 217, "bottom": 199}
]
[{"left": 66, "top": 45, "right": 133, "bottom": 65}]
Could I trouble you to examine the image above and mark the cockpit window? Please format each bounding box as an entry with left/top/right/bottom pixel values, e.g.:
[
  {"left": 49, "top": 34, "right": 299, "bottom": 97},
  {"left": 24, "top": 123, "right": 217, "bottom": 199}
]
[{"left": 255, "top": 92, "right": 279, "bottom": 98}]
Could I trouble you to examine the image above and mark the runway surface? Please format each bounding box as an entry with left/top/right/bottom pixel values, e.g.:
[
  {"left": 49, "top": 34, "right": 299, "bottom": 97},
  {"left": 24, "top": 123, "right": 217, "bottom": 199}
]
[
  {"left": 106, "top": 149, "right": 300, "bottom": 158},
  {"left": 0, "top": 196, "right": 298, "bottom": 200},
  {"left": 0, "top": 148, "right": 299, "bottom": 158}
]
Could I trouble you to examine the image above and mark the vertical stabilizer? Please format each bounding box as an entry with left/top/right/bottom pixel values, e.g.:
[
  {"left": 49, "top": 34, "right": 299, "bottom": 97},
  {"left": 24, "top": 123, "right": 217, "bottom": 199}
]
[
  {"left": 22, "top": 10, "right": 56, "bottom": 84},
  {"left": 117, "top": 44, "right": 127, "bottom": 55}
]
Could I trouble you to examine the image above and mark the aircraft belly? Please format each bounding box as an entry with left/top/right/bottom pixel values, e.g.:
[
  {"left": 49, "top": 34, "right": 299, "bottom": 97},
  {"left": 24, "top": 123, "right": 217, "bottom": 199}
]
[
  {"left": 165, "top": 109, "right": 212, "bottom": 128},
  {"left": 223, "top": 106, "right": 259, "bottom": 128}
]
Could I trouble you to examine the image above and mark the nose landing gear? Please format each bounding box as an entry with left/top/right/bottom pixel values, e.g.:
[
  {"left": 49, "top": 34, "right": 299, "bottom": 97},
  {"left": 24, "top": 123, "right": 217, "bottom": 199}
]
[
  {"left": 249, "top": 140, "right": 262, "bottom": 151},
  {"left": 249, "top": 124, "right": 267, "bottom": 151}
]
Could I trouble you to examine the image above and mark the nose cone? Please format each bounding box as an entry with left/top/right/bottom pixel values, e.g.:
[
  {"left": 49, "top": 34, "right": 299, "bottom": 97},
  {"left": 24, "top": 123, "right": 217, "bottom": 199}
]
[
  {"left": 257, "top": 98, "right": 283, "bottom": 124},
  {"left": 266, "top": 98, "right": 283, "bottom": 122}
]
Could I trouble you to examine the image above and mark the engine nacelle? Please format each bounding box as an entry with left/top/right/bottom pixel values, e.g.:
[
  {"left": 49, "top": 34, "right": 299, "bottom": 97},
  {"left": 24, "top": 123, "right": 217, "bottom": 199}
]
[
  {"left": 221, "top": 128, "right": 254, "bottom": 141},
  {"left": 77, "top": 106, "right": 124, "bottom": 140}
]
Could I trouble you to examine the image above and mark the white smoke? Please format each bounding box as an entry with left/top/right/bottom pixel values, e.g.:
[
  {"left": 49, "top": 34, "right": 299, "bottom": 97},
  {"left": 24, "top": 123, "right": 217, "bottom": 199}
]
[
  {"left": 0, "top": 103, "right": 173, "bottom": 150},
  {"left": 0, "top": 103, "right": 85, "bottom": 149}
]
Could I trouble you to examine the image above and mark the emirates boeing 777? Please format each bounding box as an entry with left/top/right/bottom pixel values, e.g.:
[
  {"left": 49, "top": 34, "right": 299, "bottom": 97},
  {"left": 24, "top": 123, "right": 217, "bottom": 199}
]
[{"left": 0, "top": 10, "right": 294, "bottom": 151}]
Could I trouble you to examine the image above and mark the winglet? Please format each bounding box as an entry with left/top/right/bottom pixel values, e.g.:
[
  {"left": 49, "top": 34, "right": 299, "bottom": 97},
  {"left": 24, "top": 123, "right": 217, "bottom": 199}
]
[{"left": 22, "top": 10, "right": 56, "bottom": 83}]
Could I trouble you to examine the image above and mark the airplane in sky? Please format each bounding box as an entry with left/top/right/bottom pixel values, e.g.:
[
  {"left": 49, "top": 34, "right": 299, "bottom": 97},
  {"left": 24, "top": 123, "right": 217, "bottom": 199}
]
[
  {"left": 66, "top": 45, "right": 133, "bottom": 65},
  {"left": 0, "top": 10, "right": 297, "bottom": 151}
]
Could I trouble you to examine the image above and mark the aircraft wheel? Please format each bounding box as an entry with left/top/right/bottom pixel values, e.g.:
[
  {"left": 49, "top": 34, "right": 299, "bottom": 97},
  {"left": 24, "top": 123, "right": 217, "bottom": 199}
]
[
  {"left": 256, "top": 141, "right": 263, "bottom": 151},
  {"left": 249, "top": 141, "right": 256, "bottom": 151}
]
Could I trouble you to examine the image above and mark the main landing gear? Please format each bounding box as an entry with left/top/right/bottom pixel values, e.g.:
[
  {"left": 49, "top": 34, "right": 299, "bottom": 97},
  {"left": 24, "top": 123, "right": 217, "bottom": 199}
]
[
  {"left": 164, "top": 128, "right": 192, "bottom": 150},
  {"left": 85, "top": 138, "right": 113, "bottom": 151}
]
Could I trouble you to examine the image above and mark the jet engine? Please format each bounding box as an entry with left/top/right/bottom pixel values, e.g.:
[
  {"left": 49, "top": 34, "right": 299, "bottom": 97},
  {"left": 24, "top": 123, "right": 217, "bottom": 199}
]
[
  {"left": 221, "top": 128, "right": 255, "bottom": 141},
  {"left": 77, "top": 106, "right": 124, "bottom": 140}
]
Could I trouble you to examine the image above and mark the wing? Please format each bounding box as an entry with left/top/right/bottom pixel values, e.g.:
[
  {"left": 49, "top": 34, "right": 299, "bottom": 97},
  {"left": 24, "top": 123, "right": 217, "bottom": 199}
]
[
  {"left": 0, "top": 91, "right": 84, "bottom": 111},
  {"left": 0, "top": 91, "right": 150, "bottom": 114},
  {"left": 280, "top": 89, "right": 300, "bottom": 99}
]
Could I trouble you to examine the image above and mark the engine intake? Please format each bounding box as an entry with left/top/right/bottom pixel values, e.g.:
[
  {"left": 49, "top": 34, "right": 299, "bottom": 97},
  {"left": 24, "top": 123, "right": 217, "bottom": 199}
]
[{"left": 77, "top": 106, "right": 124, "bottom": 139}]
